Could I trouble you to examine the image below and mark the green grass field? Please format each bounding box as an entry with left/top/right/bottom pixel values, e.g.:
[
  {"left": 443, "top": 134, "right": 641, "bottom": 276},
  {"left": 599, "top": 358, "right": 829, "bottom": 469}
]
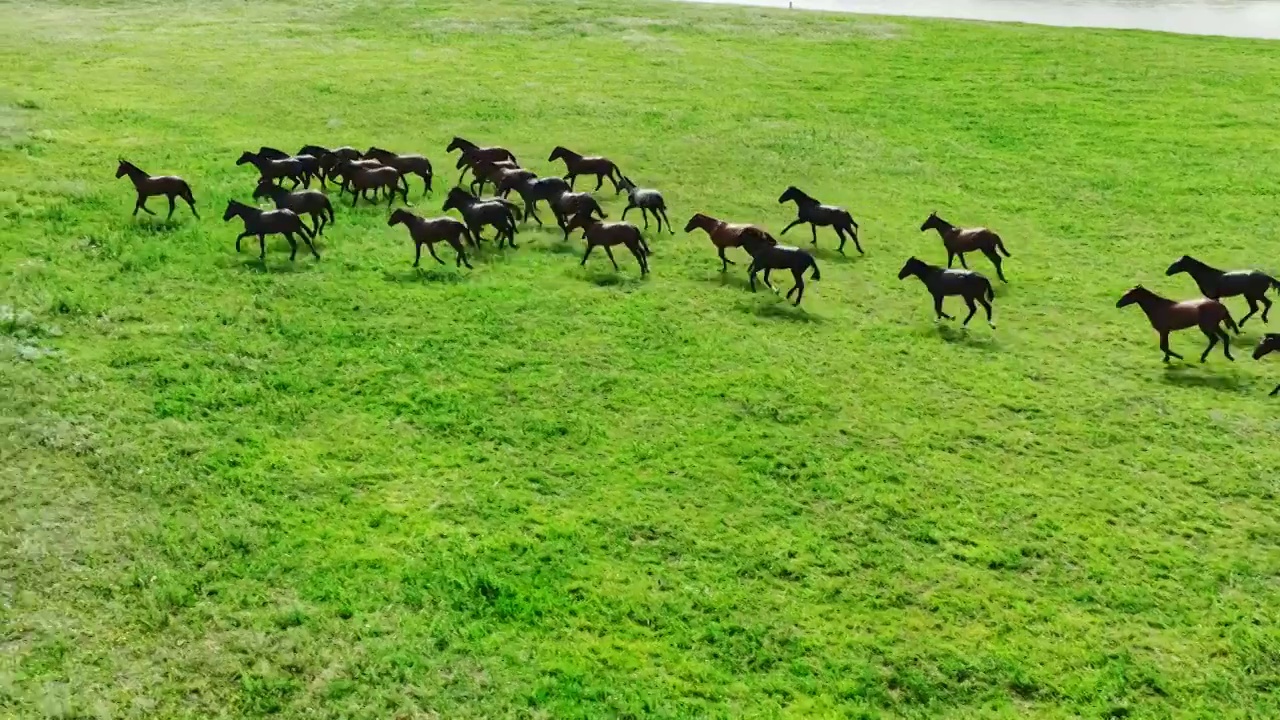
[{"left": 4, "top": 0, "right": 1280, "bottom": 717}]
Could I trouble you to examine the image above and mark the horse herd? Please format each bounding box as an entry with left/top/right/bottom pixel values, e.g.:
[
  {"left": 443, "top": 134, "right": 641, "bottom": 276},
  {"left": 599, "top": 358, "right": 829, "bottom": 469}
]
[{"left": 113, "top": 137, "right": 1280, "bottom": 392}]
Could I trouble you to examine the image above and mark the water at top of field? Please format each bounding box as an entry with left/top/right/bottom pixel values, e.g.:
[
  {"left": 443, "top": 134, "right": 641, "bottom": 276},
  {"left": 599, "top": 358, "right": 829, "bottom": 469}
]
[{"left": 685, "top": 0, "right": 1280, "bottom": 38}]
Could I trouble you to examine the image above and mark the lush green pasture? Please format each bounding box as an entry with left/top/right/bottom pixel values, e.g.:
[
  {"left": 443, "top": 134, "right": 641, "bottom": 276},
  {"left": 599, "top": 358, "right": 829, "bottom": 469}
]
[{"left": 3, "top": 0, "right": 1280, "bottom": 717}]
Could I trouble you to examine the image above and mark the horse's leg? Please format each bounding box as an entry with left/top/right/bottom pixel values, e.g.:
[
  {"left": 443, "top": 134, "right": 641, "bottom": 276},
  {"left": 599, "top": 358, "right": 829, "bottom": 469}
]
[
  {"left": 428, "top": 242, "right": 445, "bottom": 265},
  {"left": 136, "top": 196, "right": 156, "bottom": 216},
  {"left": 652, "top": 209, "right": 663, "bottom": 234},
  {"left": 718, "top": 247, "right": 735, "bottom": 272},
  {"left": 413, "top": 242, "right": 423, "bottom": 267},
  {"left": 1200, "top": 327, "right": 1219, "bottom": 363},
  {"left": 303, "top": 230, "right": 320, "bottom": 260},
  {"left": 978, "top": 297, "right": 995, "bottom": 327},
  {"left": 285, "top": 232, "right": 299, "bottom": 262},
  {"left": 1261, "top": 294, "right": 1274, "bottom": 324},
  {"left": 983, "top": 248, "right": 1007, "bottom": 282},
  {"left": 933, "top": 294, "right": 953, "bottom": 320},
  {"left": 166, "top": 195, "right": 177, "bottom": 219},
  {"left": 603, "top": 245, "right": 620, "bottom": 271},
  {"left": 763, "top": 268, "right": 776, "bottom": 292},
  {"left": 1159, "top": 332, "right": 1182, "bottom": 361},
  {"left": 1271, "top": 384, "right": 1280, "bottom": 397},
  {"left": 957, "top": 252, "right": 969, "bottom": 269},
  {"left": 567, "top": 173, "right": 577, "bottom": 190},
  {"left": 235, "top": 231, "right": 252, "bottom": 253},
  {"left": 962, "top": 296, "right": 978, "bottom": 326},
  {"left": 593, "top": 174, "right": 604, "bottom": 192},
  {"left": 833, "top": 225, "right": 847, "bottom": 254},
  {"left": 779, "top": 219, "right": 803, "bottom": 236},
  {"left": 1240, "top": 296, "right": 1260, "bottom": 326},
  {"left": 946, "top": 250, "right": 956, "bottom": 268},
  {"left": 810, "top": 223, "right": 818, "bottom": 246},
  {"left": 660, "top": 208, "right": 674, "bottom": 235},
  {"left": 748, "top": 262, "right": 759, "bottom": 292},
  {"left": 258, "top": 234, "right": 267, "bottom": 261},
  {"left": 1220, "top": 326, "right": 1234, "bottom": 361},
  {"left": 351, "top": 188, "right": 360, "bottom": 207},
  {"left": 790, "top": 269, "right": 805, "bottom": 306},
  {"left": 581, "top": 243, "right": 595, "bottom": 266}
]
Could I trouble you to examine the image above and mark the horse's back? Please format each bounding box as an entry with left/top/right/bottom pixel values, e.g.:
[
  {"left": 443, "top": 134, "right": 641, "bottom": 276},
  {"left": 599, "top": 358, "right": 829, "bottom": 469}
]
[{"left": 1173, "top": 298, "right": 1229, "bottom": 326}]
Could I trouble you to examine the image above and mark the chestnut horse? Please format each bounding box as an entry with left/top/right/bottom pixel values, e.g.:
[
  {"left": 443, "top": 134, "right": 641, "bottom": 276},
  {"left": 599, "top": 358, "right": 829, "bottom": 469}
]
[
  {"left": 683, "top": 213, "right": 776, "bottom": 272},
  {"left": 920, "top": 212, "right": 1011, "bottom": 282},
  {"left": 1116, "top": 285, "right": 1238, "bottom": 363}
]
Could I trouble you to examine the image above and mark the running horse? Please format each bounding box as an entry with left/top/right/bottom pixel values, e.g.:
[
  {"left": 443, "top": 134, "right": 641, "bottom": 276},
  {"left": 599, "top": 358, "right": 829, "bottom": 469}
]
[
  {"left": 683, "top": 213, "right": 776, "bottom": 272},
  {"left": 1116, "top": 285, "right": 1238, "bottom": 363},
  {"left": 920, "top": 212, "right": 1012, "bottom": 282},
  {"left": 1253, "top": 334, "right": 1280, "bottom": 396},
  {"left": 777, "top": 187, "right": 862, "bottom": 254},
  {"left": 447, "top": 137, "right": 518, "bottom": 185},
  {"left": 115, "top": 160, "right": 198, "bottom": 219},
  {"left": 1165, "top": 255, "right": 1280, "bottom": 326}
]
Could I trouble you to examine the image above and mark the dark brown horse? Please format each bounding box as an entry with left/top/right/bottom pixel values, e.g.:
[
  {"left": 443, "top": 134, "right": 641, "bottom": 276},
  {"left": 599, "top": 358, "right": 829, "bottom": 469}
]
[
  {"left": 1166, "top": 255, "right": 1280, "bottom": 326},
  {"left": 898, "top": 256, "right": 995, "bottom": 327},
  {"left": 237, "top": 151, "right": 309, "bottom": 188},
  {"left": 258, "top": 146, "right": 323, "bottom": 188},
  {"left": 683, "top": 213, "right": 776, "bottom": 272},
  {"left": 564, "top": 214, "right": 649, "bottom": 275},
  {"left": 778, "top": 187, "right": 861, "bottom": 254},
  {"left": 252, "top": 181, "right": 334, "bottom": 235},
  {"left": 467, "top": 160, "right": 528, "bottom": 197},
  {"left": 551, "top": 191, "right": 607, "bottom": 240},
  {"left": 442, "top": 187, "right": 521, "bottom": 248},
  {"left": 499, "top": 175, "right": 571, "bottom": 225},
  {"left": 115, "top": 160, "right": 198, "bottom": 219},
  {"left": 1116, "top": 285, "right": 1238, "bottom": 363},
  {"left": 223, "top": 200, "right": 317, "bottom": 261},
  {"left": 1253, "top": 334, "right": 1280, "bottom": 395},
  {"left": 548, "top": 146, "right": 623, "bottom": 192},
  {"left": 447, "top": 137, "right": 518, "bottom": 184},
  {"left": 365, "top": 147, "right": 434, "bottom": 196},
  {"left": 921, "top": 212, "right": 1011, "bottom": 282},
  {"left": 335, "top": 159, "right": 408, "bottom": 206},
  {"left": 388, "top": 209, "right": 474, "bottom": 269},
  {"left": 741, "top": 234, "right": 818, "bottom": 306}
]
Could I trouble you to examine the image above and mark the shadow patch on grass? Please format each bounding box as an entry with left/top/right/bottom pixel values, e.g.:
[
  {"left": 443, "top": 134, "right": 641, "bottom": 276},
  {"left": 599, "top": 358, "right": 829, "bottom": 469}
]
[
  {"left": 936, "top": 324, "right": 1000, "bottom": 350},
  {"left": 745, "top": 301, "right": 822, "bottom": 323},
  {"left": 1161, "top": 365, "right": 1254, "bottom": 394},
  {"left": 382, "top": 268, "right": 469, "bottom": 284}
]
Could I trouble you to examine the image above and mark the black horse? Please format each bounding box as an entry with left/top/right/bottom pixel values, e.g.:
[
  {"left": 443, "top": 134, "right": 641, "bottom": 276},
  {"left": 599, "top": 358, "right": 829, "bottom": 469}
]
[
  {"left": 1254, "top": 334, "right": 1280, "bottom": 395},
  {"left": 777, "top": 186, "right": 862, "bottom": 254},
  {"left": 1166, "top": 255, "right": 1280, "bottom": 326},
  {"left": 739, "top": 233, "right": 820, "bottom": 306},
  {"left": 500, "top": 175, "right": 572, "bottom": 226},
  {"left": 898, "top": 256, "right": 995, "bottom": 326},
  {"left": 223, "top": 200, "right": 318, "bottom": 261},
  {"left": 442, "top": 187, "right": 521, "bottom": 248}
]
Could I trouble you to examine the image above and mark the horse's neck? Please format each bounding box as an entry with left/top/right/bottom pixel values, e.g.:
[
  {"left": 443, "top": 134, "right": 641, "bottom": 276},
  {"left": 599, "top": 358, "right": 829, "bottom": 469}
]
[
  {"left": 125, "top": 167, "right": 149, "bottom": 186},
  {"left": 931, "top": 223, "right": 957, "bottom": 239},
  {"left": 1186, "top": 262, "right": 1220, "bottom": 280},
  {"left": 1136, "top": 295, "right": 1173, "bottom": 320},
  {"left": 703, "top": 219, "right": 726, "bottom": 235},
  {"left": 559, "top": 150, "right": 582, "bottom": 162}
]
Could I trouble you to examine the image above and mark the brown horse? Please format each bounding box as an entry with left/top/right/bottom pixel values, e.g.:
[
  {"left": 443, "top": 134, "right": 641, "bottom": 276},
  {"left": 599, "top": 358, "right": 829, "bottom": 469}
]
[
  {"left": 1117, "top": 285, "right": 1238, "bottom": 363},
  {"left": 551, "top": 191, "right": 607, "bottom": 240},
  {"left": 448, "top": 137, "right": 518, "bottom": 184},
  {"left": 252, "top": 181, "right": 334, "bottom": 235},
  {"left": 237, "top": 151, "right": 309, "bottom": 189},
  {"left": 115, "top": 160, "right": 198, "bottom": 219},
  {"left": 223, "top": 200, "right": 317, "bottom": 261},
  {"left": 467, "top": 160, "right": 528, "bottom": 197},
  {"left": 365, "top": 147, "right": 434, "bottom": 196},
  {"left": 683, "top": 213, "right": 776, "bottom": 272},
  {"left": 1252, "top": 334, "right": 1280, "bottom": 395},
  {"left": 337, "top": 160, "right": 408, "bottom": 207},
  {"left": 388, "top": 209, "right": 474, "bottom": 269},
  {"left": 921, "top": 212, "right": 1011, "bottom": 282},
  {"left": 564, "top": 214, "right": 649, "bottom": 275},
  {"left": 548, "top": 146, "right": 623, "bottom": 192}
]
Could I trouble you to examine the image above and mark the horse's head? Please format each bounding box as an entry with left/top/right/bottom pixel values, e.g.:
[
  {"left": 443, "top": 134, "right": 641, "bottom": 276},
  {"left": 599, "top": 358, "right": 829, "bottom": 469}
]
[
  {"left": 365, "top": 146, "right": 387, "bottom": 159},
  {"left": 251, "top": 181, "right": 276, "bottom": 200},
  {"left": 778, "top": 186, "right": 802, "bottom": 205},
  {"left": 222, "top": 200, "right": 241, "bottom": 222},
  {"left": 898, "top": 256, "right": 925, "bottom": 280},
  {"left": 1254, "top": 333, "right": 1280, "bottom": 360},
  {"left": 387, "top": 209, "right": 412, "bottom": 227},
  {"left": 443, "top": 187, "right": 471, "bottom": 212},
  {"left": 114, "top": 159, "right": 131, "bottom": 178},
  {"left": 1116, "top": 285, "right": 1151, "bottom": 308},
  {"left": 447, "top": 137, "right": 472, "bottom": 154},
  {"left": 920, "top": 211, "right": 940, "bottom": 232},
  {"left": 683, "top": 213, "right": 706, "bottom": 233},
  {"left": 235, "top": 151, "right": 256, "bottom": 166},
  {"left": 257, "top": 146, "right": 289, "bottom": 160},
  {"left": 615, "top": 175, "right": 636, "bottom": 195},
  {"left": 548, "top": 146, "right": 568, "bottom": 163},
  {"left": 1165, "top": 255, "right": 1194, "bottom": 276},
  {"left": 564, "top": 212, "right": 594, "bottom": 236}
]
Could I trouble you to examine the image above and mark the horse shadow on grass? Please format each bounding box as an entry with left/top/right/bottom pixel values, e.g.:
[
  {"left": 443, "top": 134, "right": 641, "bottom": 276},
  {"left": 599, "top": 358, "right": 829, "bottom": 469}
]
[
  {"left": 1161, "top": 364, "right": 1254, "bottom": 395},
  {"left": 740, "top": 298, "right": 823, "bottom": 323},
  {"left": 130, "top": 218, "right": 185, "bottom": 234},
  {"left": 382, "top": 267, "right": 469, "bottom": 284},
  {"left": 934, "top": 323, "right": 1000, "bottom": 351},
  {"left": 232, "top": 257, "right": 310, "bottom": 274}
]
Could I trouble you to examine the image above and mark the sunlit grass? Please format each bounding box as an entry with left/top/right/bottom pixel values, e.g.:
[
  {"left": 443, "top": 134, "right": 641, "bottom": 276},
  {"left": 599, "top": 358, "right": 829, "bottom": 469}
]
[{"left": 2, "top": 0, "right": 1279, "bottom": 717}]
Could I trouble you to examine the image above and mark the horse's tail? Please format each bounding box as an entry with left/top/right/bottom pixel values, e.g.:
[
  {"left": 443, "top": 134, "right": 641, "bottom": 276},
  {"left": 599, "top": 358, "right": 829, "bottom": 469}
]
[
  {"left": 984, "top": 277, "right": 995, "bottom": 302},
  {"left": 809, "top": 254, "right": 821, "bottom": 281},
  {"left": 843, "top": 210, "right": 859, "bottom": 231},
  {"left": 994, "top": 233, "right": 1011, "bottom": 257},
  {"left": 295, "top": 216, "right": 315, "bottom": 240},
  {"left": 1268, "top": 275, "right": 1280, "bottom": 294},
  {"left": 322, "top": 196, "right": 335, "bottom": 222},
  {"left": 609, "top": 162, "right": 625, "bottom": 184}
]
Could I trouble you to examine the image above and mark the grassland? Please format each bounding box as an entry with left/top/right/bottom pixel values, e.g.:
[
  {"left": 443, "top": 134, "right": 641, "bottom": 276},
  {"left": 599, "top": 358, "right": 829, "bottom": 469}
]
[{"left": 3, "top": 0, "right": 1280, "bottom": 717}]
